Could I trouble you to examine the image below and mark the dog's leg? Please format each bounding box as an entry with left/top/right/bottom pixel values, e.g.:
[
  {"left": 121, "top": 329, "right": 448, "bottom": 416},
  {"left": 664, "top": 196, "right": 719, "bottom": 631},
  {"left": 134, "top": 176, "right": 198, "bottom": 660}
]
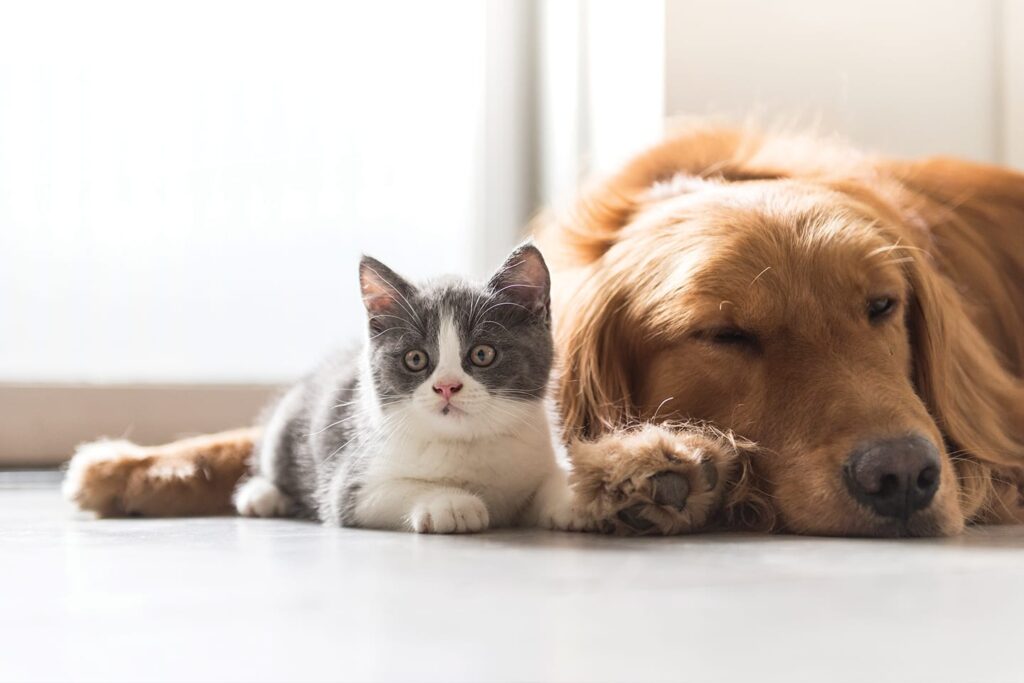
[
  {"left": 63, "top": 428, "right": 257, "bottom": 517},
  {"left": 568, "top": 423, "right": 740, "bottom": 535}
]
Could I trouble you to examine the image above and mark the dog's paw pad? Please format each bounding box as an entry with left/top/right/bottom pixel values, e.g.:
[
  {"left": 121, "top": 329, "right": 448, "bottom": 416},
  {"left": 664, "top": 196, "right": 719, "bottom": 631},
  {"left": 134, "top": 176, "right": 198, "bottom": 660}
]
[
  {"left": 700, "top": 460, "right": 719, "bottom": 491},
  {"left": 649, "top": 471, "right": 690, "bottom": 509},
  {"left": 616, "top": 503, "right": 656, "bottom": 532},
  {"left": 606, "top": 455, "right": 727, "bottom": 536}
]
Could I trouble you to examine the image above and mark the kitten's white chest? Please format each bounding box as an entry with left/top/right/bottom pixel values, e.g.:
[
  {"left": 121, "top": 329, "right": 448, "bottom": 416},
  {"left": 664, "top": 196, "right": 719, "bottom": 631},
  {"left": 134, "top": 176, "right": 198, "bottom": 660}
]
[{"left": 368, "top": 427, "right": 555, "bottom": 526}]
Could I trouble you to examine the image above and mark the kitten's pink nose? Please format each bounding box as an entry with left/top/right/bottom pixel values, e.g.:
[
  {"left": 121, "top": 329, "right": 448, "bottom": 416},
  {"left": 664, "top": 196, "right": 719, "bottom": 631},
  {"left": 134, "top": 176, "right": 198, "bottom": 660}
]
[{"left": 432, "top": 381, "right": 463, "bottom": 401}]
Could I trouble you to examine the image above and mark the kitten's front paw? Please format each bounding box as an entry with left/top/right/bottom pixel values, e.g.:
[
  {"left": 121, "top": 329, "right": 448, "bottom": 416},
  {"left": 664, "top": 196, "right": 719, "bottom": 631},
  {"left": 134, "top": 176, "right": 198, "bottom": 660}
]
[
  {"left": 570, "top": 424, "right": 741, "bottom": 536},
  {"left": 234, "top": 476, "right": 293, "bottom": 518},
  {"left": 539, "top": 499, "right": 595, "bottom": 532},
  {"left": 411, "top": 491, "right": 490, "bottom": 534}
]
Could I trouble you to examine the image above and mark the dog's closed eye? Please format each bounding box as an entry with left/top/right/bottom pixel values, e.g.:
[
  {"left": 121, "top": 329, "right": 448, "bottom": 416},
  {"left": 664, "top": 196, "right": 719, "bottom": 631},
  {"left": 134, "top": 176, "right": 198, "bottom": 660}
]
[{"left": 697, "top": 327, "right": 760, "bottom": 351}]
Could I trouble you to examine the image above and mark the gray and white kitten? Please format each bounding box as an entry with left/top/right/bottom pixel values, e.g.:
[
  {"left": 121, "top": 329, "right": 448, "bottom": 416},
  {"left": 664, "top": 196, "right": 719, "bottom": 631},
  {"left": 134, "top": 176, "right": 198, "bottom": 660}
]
[{"left": 233, "top": 243, "right": 587, "bottom": 533}]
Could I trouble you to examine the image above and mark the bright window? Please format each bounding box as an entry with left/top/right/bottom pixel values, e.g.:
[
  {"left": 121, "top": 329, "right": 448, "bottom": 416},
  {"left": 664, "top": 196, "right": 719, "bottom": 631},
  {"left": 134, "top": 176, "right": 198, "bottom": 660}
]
[{"left": 0, "top": 1, "right": 488, "bottom": 383}]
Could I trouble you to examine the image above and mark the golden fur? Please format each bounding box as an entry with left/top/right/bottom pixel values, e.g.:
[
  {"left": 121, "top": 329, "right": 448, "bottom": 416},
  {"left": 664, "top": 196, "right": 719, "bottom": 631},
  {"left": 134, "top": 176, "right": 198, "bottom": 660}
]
[
  {"left": 539, "top": 123, "right": 1024, "bottom": 536},
  {"left": 63, "top": 429, "right": 256, "bottom": 516},
  {"left": 64, "top": 123, "right": 1024, "bottom": 536}
]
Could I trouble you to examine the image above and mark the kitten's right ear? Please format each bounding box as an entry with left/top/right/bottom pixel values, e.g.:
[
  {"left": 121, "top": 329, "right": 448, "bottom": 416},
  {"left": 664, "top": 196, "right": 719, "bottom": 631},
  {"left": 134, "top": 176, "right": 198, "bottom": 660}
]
[
  {"left": 486, "top": 242, "right": 551, "bottom": 321},
  {"left": 359, "top": 256, "right": 417, "bottom": 323}
]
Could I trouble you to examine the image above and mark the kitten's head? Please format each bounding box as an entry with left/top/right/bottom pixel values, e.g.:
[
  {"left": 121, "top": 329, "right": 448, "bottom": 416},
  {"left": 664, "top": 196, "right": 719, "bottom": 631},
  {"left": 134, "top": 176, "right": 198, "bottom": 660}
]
[{"left": 359, "top": 243, "right": 552, "bottom": 439}]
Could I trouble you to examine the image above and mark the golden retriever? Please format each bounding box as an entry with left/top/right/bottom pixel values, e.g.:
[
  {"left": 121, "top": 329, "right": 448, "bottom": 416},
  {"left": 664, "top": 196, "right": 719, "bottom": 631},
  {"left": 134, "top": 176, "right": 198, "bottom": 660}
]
[{"left": 64, "top": 123, "right": 1024, "bottom": 537}]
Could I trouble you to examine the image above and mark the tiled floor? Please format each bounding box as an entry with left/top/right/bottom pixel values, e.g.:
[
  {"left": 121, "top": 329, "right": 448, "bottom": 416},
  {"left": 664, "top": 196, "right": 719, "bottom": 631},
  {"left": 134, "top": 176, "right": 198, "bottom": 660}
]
[{"left": 2, "top": 471, "right": 1023, "bottom": 683}]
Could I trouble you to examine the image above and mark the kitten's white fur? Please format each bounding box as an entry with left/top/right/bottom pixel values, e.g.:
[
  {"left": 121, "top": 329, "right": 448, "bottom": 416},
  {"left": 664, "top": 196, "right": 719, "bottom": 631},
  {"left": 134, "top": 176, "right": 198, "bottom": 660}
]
[
  {"left": 242, "top": 312, "right": 586, "bottom": 534},
  {"left": 234, "top": 476, "right": 292, "bottom": 518}
]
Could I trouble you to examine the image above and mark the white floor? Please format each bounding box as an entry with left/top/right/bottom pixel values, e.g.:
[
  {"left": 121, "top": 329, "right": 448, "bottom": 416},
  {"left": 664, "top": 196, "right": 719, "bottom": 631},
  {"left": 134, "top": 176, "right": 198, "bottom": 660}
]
[{"left": 2, "top": 472, "right": 1023, "bottom": 683}]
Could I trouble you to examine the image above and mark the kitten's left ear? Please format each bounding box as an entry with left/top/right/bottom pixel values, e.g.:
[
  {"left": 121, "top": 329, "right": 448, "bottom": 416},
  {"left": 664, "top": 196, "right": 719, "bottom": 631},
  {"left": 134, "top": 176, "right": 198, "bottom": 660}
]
[
  {"left": 359, "top": 256, "right": 417, "bottom": 321},
  {"left": 486, "top": 243, "right": 551, "bottom": 320}
]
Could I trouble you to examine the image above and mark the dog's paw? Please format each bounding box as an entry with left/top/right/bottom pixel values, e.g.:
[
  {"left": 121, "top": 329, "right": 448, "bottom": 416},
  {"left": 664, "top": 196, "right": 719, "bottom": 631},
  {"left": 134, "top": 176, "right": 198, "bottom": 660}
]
[
  {"left": 606, "top": 466, "right": 718, "bottom": 535},
  {"left": 234, "top": 476, "right": 293, "bottom": 518},
  {"left": 570, "top": 424, "right": 739, "bottom": 536},
  {"left": 410, "top": 491, "right": 489, "bottom": 534}
]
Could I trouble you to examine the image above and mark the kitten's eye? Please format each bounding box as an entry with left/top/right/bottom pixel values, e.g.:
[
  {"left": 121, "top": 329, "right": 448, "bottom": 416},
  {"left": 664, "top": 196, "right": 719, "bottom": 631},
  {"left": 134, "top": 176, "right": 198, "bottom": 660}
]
[
  {"left": 867, "top": 296, "right": 897, "bottom": 323},
  {"left": 403, "top": 349, "right": 429, "bottom": 371},
  {"left": 469, "top": 344, "right": 496, "bottom": 367}
]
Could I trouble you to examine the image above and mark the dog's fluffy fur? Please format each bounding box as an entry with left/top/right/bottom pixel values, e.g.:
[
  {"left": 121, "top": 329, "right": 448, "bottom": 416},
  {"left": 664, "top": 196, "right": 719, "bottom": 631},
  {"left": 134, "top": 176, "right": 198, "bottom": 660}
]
[
  {"left": 64, "top": 123, "right": 1024, "bottom": 536},
  {"left": 539, "top": 122, "right": 1024, "bottom": 536},
  {"left": 63, "top": 429, "right": 255, "bottom": 517}
]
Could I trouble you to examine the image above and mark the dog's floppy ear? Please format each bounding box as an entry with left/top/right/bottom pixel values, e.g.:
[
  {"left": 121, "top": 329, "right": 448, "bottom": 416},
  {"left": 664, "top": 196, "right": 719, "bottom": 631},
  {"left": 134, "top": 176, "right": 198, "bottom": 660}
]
[
  {"left": 547, "top": 124, "right": 789, "bottom": 437},
  {"left": 874, "top": 157, "right": 1024, "bottom": 518},
  {"left": 907, "top": 255, "right": 1023, "bottom": 465},
  {"left": 556, "top": 267, "right": 639, "bottom": 439},
  {"left": 890, "top": 170, "right": 1024, "bottom": 521},
  {"left": 905, "top": 251, "right": 1024, "bottom": 516}
]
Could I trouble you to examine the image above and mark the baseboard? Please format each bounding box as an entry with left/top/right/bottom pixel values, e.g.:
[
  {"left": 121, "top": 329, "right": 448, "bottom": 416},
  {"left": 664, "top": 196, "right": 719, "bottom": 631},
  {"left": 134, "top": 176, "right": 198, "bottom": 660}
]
[{"left": 0, "top": 383, "right": 280, "bottom": 466}]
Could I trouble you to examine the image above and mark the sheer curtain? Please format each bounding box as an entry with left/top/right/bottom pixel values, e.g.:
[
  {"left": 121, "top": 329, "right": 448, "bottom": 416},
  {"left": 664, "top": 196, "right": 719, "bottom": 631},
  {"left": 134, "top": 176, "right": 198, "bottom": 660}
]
[
  {"left": 0, "top": 0, "right": 668, "bottom": 462},
  {"left": 0, "top": 0, "right": 502, "bottom": 384}
]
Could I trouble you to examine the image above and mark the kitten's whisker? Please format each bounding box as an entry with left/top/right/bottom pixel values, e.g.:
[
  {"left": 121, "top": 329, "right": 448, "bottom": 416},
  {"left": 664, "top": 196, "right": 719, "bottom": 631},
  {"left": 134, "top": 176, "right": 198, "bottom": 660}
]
[
  {"left": 311, "top": 401, "right": 406, "bottom": 436},
  {"left": 486, "top": 400, "right": 534, "bottom": 424},
  {"left": 495, "top": 385, "right": 548, "bottom": 393},
  {"left": 488, "top": 282, "right": 541, "bottom": 297},
  {"left": 477, "top": 300, "right": 530, "bottom": 319},
  {"left": 370, "top": 326, "right": 417, "bottom": 340},
  {"left": 468, "top": 290, "right": 489, "bottom": 329},
  {"left": 367, "top": 314, "right": 412, "bottom": 324},
  {"left": 330, "top": 400, "right": 361, "bottom": 409},
  {"left": 474, "top": 319, "right": 509, "bottom": 334},
  {"left": 321, "top": 409, "right": 408, "bottom": 466},
  {"left": 307, "top": 416, "right": 357, "bottom": 436}
]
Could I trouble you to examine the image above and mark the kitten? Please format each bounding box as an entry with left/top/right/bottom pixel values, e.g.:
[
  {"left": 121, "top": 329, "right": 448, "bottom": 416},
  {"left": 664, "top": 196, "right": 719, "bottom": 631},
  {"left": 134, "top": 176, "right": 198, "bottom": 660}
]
[{"left": 233, "top": 243, "right": 587, "bottom": 533}]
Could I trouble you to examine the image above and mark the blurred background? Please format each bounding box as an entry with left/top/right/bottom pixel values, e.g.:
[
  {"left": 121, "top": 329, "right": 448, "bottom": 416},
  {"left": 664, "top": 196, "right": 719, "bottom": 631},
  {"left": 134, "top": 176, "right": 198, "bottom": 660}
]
[{"left": 2, "top": 0, "right": 1022, "bottom": 463}]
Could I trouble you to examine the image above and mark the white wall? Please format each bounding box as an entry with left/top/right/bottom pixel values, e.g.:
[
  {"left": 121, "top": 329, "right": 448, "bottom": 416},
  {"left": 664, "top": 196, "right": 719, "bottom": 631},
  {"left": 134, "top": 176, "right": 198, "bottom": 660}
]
[
  {"left": 3, "top": 0, "right": 1020, "bottom": 386},
  {"left": 1005, "top": 0, "right": 1024, "bottom": 168},
  {"left": 663, "top": 0, "right": 1021, "bottom": 167},
  {"left": 0, "top": 0, "right": 499, "bottom": 384},
  {"left": 541, "top": 0, "right": 1024, "bottom": 206}
]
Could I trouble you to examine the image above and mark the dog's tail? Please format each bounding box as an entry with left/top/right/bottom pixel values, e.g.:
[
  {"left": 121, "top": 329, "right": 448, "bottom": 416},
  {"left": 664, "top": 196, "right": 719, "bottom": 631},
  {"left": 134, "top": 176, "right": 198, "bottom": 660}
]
[{"left": 62, "top": 428, "right": 257, "bottom": 517}]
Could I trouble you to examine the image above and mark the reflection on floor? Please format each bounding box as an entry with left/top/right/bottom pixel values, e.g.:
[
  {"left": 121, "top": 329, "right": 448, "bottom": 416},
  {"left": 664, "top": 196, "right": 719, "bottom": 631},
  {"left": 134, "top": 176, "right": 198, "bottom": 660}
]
[{"left": 2, "top": 471, "right": 1022, "bottom": 683}]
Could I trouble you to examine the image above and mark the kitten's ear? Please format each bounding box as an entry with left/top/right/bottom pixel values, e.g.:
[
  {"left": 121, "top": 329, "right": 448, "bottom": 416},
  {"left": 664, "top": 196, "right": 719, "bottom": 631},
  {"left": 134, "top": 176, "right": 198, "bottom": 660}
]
[
  {"left": 486, "top": 243, "right": 551, "bottom": 320},
  {"left": 359, "top": 256, "right": 417, "bottom": 321}
]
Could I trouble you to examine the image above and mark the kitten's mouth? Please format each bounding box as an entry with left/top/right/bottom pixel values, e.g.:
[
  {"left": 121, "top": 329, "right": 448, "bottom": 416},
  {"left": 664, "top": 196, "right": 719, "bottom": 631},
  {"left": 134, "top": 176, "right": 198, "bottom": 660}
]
[{"left": 439, "top": 403, "right": 465, "bottom": 416}]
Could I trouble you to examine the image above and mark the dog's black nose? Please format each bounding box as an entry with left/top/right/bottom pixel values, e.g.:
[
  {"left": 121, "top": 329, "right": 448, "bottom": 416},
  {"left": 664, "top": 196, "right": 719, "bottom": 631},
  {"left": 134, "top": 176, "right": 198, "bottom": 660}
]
[{"left": 843, "top": 435, "right": 940, "bottom": 519}]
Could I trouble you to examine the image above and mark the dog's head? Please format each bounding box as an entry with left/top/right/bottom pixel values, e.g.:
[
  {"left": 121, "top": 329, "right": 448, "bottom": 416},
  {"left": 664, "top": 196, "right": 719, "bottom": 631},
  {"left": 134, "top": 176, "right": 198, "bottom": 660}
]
[{"left": 542, "top": 126, "right": 1023, "bottom": 536}]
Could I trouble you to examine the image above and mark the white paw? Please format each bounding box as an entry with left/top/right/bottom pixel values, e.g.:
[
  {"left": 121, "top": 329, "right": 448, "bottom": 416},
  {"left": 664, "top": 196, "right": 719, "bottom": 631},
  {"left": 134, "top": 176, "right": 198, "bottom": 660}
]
[
  {"left": 410, "top": 492, "right": 489, "bottom": 534},
  {"left": 234, "top": 477, "right": 292, "bottom": 518},
  {"left": 540, "top": 500, "right": 595, "bottom": 532}
]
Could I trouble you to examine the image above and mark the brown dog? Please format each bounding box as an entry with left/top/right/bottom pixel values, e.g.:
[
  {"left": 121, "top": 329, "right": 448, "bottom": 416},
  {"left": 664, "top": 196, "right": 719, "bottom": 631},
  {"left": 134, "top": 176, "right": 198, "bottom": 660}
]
[
  {"left": 64, "top": 123, "right": 1024, "bottom": 537},
  {"left": 541, "top": 123, "right": 1024, "bottom": 537}
]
